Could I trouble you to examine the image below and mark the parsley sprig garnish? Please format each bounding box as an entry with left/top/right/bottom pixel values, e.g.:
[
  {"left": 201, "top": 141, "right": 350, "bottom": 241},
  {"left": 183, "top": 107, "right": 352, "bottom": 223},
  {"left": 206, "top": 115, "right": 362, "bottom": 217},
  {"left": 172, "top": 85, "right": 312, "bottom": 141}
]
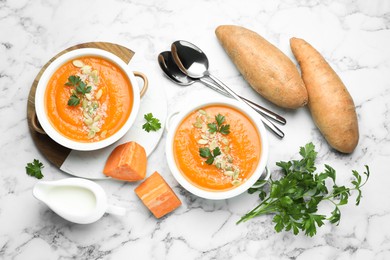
[
  {"left": 199, "top": 147, "right": 221, "bottom": 165},
  {"left": 64, "top": 75, "right": 92, "bottom": 106},
  {"left": 237, "top": 142, "right": 370, "bottom": 237},
  {"left": 25, "top": 159, "right": 44, "bottom": 179},
  {"left": 142, "top": 113, "right": 161, "bottom": 132},
  {"left": 208, "top": 114, "right": 230, "bottom": 135}
]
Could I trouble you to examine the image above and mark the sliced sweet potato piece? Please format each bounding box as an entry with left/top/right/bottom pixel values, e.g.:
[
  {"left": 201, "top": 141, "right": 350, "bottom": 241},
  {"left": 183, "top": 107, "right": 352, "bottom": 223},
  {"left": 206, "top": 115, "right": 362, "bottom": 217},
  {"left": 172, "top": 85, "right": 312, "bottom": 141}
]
[
  {"left": 135, "top": 172, "right": 181, "bottom": 218},
  {"left": 103, "top": 141, "right": 147, "bottom": 181}
]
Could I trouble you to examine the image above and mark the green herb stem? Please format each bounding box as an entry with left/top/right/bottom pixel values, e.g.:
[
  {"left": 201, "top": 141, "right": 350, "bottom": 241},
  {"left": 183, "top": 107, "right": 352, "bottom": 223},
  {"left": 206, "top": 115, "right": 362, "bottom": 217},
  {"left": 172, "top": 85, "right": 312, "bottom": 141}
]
[{"left": 237, "top": 142, "right": 370, "bottom": 237}]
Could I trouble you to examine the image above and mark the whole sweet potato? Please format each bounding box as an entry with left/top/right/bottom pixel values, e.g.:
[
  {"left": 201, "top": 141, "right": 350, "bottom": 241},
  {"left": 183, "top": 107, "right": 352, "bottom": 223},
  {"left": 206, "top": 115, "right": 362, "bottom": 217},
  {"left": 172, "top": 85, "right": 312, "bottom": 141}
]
[
  {"left": 290, "top": 37, "right": 359, "bottom": 153},
  {"left": 215, "top": 25, "right": 308, "bottom": 109}
]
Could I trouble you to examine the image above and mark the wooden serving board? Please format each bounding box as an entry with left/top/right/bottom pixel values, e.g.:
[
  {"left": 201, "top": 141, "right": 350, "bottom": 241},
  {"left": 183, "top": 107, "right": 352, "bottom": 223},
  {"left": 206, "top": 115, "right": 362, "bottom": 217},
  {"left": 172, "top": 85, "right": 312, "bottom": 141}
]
[{"left": 27, "top": 42, "right": 135, "bottom": 168}]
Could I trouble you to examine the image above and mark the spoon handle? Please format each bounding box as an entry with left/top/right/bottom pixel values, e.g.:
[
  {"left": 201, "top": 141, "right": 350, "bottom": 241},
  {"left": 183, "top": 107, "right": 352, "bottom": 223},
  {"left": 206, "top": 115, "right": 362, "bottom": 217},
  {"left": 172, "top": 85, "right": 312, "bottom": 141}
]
[
  {"left": 206, "top": 74, "right": 285, "bottom": 139},
  {"left": 199, "top": 78, "right": 286, "bottom": 125}
]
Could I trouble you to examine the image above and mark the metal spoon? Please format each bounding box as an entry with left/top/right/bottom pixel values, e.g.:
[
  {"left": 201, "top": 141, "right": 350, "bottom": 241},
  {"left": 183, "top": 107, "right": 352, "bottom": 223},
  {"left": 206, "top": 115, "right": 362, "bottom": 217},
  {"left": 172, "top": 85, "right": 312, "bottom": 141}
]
[
  {"left": 171, "top": 40, "right": 285, "bottom": 139},
  {"left": 158, "top": 51, "right": 286, "bottom": 125}
]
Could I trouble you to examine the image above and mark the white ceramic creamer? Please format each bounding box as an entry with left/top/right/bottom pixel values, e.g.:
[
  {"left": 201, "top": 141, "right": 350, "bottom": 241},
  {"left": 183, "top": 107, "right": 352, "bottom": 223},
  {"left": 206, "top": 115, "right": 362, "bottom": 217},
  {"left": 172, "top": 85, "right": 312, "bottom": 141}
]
[{"left": 33, "top": 178, "right": 126, "bottom": 224}]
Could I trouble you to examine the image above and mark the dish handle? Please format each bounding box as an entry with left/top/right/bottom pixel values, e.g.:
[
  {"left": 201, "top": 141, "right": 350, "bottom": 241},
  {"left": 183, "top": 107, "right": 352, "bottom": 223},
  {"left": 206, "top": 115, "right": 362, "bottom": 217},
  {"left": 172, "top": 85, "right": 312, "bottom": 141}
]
[
  {"left": 165, "top": 111, "right": 180, "bottom": 132},
  {"left": 134, "top": 71, "right": 148, "bottom": 98},
  {"left": 31, "top": 111, "right": 46, "bottom": 135}
]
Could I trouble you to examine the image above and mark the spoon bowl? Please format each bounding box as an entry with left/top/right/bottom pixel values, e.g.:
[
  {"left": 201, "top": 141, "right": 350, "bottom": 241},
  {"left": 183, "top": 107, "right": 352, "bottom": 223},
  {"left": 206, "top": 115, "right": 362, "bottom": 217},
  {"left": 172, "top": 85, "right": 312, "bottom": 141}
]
[
  {"left": 171, "top": 41, "right": 210, "bottom": 78},
  {"left": 158, "top": 51, "right": 194, "bottom": 86}
]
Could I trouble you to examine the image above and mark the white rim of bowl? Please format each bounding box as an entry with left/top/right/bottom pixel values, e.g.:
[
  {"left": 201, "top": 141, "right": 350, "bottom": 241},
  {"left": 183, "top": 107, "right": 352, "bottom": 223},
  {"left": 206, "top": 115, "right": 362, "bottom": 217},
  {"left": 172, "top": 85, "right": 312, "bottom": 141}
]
[
  {"left": 35, "top": 48, "right": 140, "bottom": 151},
  {"left": 165, "top": 98, "right": 269, "bottom": 200}
]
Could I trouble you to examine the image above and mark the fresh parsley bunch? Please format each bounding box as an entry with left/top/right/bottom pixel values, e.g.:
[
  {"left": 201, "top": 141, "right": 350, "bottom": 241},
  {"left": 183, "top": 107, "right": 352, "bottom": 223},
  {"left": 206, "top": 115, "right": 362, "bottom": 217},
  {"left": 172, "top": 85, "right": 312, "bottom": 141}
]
[{"left": 238, "top": 142, "right": 370, "bottom": 237}]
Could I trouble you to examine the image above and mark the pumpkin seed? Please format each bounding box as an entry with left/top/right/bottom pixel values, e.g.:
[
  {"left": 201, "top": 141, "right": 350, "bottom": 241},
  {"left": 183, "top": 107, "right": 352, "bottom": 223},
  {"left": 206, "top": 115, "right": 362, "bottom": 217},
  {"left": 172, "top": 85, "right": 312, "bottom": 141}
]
[
  {"left": 84, "top": 118, "right": 93, "bottom": 125},
  {"left": 227, "top": 155, "right": 233, "bottom": 163},
  {"left": 198, "top": 139, "right": 208, "bottom": 145},
  {"left": 72, "top": 60, "right": 84, "bottom": 68},
  {"left": 100, "top": 130, "right": 107, "bottom": 138},
  {"left": 193, "top": 117, "right": 203, "bottom": 128},
  {"left": 224, "top": 171, "right": 234, "bottom": 177},
  {"left": 193, "top": 122, "right": 202, "bottom": 128},
  {"left": 222, "top": 138, "right": 229, "bottom": 145},
  {"left": 201, "top": 134, "right": 208, "bottom": 140},
  {"left": 209, "top": 140, "right": 217, "bottom": 150},
  {"left": 220, "top": 160, "right": 226, "bottom": 169},
  {"left": 81, "top": 65, "right": 92, "bottom": 74},
  {"left": 231, "top": 180, "right": 241, "bottom": 186},
  {"left": 88, "top": 130, "right": 96, "bottom": 139},
  {"left": 90, "top": 70, "right": 99, "bottom": 84},
  {"left": 92, "top": 101, "right": 99, "bottom": 109},
  {"left": 198, "top": 109, "right": 207, "bottom": 115},
  {"left": 215, "top": 162, "right": 222, "bottom": 169},
  {"left": 93, "top": 115, "right": 101, "bottom": 122},
  {"left": 83, "top": 112, "right": 91, "bottom": 119},
  {"left": 82, "top": 99, "right": 88, "bottom": 109},
  {"left": 95, "top": 89, "right": 103, "bottom": 100},
  {"left": 233, "top": 169, "right": 240, "bottom": 179},
  {"left": 91, "top": 125, "right": 100, "bottom": 133},
  {"left": 85, "top": 93, "right": 92, "bottom": 100}
]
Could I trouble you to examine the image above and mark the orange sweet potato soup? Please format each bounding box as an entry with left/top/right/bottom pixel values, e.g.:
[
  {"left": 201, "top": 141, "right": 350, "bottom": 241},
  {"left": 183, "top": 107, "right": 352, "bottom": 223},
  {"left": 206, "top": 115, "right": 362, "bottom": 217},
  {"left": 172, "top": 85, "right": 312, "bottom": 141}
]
[
  {"left": 45, "top": 56, "right": 133, "bottom": 142},
  {"left": 173, "top": 105, "right": 261, "bottom": 191}
]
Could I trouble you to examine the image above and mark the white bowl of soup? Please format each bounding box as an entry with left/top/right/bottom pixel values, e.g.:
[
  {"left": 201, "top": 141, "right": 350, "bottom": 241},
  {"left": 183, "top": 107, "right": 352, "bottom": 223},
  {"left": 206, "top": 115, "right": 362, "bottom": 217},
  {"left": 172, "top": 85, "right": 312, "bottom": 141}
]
[
  {"left": 165, "top": 98, "right": 269, "bottom": 200},
  {"left": 35, "top": 48, "right": 147, "bottom": 151}
]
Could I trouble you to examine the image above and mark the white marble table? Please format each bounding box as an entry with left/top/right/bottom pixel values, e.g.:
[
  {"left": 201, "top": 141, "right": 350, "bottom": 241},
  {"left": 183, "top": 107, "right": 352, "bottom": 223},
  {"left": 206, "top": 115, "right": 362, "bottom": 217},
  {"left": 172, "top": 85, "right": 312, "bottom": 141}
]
[{"left": 1, "top": 0, "right": 390, "bottom": 259}]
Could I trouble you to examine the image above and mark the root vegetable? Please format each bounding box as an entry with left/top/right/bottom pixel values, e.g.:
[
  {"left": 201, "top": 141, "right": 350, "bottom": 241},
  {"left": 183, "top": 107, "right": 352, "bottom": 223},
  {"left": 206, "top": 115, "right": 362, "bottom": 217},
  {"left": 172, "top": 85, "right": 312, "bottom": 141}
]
[
  {"left": 103, "top": 141, "right": 147, "bottom": 181},
  {"left": 135, "top": 171, "right": 182, "bottom": 218},
  {"left": 290, "top": 37, "right": 359, "bottom": 153},
  {"left": 215, "top": 25, "right": 308, "bottom": 109}
]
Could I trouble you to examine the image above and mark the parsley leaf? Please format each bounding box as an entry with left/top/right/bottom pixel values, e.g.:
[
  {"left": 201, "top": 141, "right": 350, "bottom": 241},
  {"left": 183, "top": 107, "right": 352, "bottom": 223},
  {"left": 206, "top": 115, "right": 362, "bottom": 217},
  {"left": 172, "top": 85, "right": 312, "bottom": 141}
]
[
  {"left": 207, "top": 123, "right": 218, "bottom": 134},
  {"left": 64, "top": 75, "right": 91, "bottom": 106},
  {"left": 68, "top": 94, "right": 80, "bottom": 106},
  {"left": 219, "top": 124, "right": 230, "bottom": 135},
  {"left": 199, "top": 147, "right": 221, "bottom": 165},
  {"left": 207, "top": 114, "right": 230, "bottom": 135},
  {"left": 25, "top": 159, "right": 44, "bottom": 179},
  {"left": 237, "top": 142, "right": 370, "bottom": 237},
  {"left": 199, "top": 147, "right": 212, "bottom": 158},
  {"left": 76, "top": 81, "right": 92, "bottom": 95},
  {"left": 215, "top": 114, "right": 225, "bottom": 126},
  {"left": 142, "top": 113, "right": 161, "bottom": 132},
  {"left": 212, "top": 147, "right": 221, "bottom": 157},
  {"left": 65, "top": 75, "right": 82, "bottom": 86}
]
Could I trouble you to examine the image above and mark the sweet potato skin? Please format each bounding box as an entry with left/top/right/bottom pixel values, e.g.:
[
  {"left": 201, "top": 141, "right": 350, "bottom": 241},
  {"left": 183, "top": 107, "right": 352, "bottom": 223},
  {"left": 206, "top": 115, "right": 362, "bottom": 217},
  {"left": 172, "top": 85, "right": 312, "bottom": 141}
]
[
  {"left": 290, "top": 37, "right": 359, "bottom": 153},
  {"left": 215, "top": 25, "right": 308, "bottom": 109}
]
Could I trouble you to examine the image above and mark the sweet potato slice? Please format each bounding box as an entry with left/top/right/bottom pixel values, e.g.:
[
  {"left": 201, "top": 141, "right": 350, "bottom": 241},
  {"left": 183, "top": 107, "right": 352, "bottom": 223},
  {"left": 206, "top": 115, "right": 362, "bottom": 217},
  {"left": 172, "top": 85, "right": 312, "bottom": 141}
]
[
  {"left": 103, "top": 141, "right": 147, "bottom": 181},
  {"left": 135, "top": 172, "right": 181, "bottom": 218}
]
